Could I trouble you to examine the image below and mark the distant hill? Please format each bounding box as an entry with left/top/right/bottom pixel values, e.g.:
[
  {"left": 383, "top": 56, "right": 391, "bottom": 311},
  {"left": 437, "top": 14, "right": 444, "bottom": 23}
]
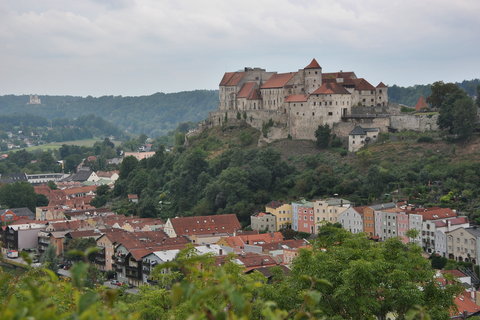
[
  {"left": 0, "top": 90, "right": 219, "bottom": 137},
  {"left": 388, "top": 79, "right": 479, "bottom": 106}
]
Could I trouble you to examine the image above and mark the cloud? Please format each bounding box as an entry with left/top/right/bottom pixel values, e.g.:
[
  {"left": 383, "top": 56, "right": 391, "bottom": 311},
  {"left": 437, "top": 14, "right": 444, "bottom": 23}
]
[{"left": 0, "top": 0, "right": 479, "bottom": 95}]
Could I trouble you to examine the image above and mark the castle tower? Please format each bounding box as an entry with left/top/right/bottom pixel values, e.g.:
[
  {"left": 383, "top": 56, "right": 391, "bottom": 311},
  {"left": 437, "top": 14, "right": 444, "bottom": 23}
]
[{"left": 304, "top": 58, "right": 322, "bottom": 94}]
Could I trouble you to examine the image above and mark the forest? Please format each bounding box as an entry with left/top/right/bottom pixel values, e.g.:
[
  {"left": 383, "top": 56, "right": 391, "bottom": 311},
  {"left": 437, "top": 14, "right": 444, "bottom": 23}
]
[
  {"left": 0, "top": 90, "right": 218, "bottom": 137},
  {"left": 0, "top": 225, "right": 466, "bottom": 320}
]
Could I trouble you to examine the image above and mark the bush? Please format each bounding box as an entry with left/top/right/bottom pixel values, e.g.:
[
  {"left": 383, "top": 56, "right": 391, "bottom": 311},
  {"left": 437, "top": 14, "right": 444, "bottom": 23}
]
[
  {"left": 239, "top": 132, "right": 254, "bottom": 146},
  {"left": 417, "top": 136, "right": 434, "bottom": 143},
  {"left": 401, "top": 106, "right": 415, "bottom": 113}
]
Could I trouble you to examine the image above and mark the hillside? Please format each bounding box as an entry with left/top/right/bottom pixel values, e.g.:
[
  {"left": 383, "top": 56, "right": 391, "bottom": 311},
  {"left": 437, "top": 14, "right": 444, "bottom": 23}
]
[
  {"left": 111, "top": 122, "right": 480, "bottom": 225},
  {"left": 0, "top": 90, "right": 219, "bottom": 137}
]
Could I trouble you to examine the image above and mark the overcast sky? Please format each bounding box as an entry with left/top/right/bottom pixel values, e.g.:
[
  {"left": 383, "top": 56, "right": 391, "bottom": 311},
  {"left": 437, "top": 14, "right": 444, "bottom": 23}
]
[{"left": 1, "top": 0, "right": 479, "bottom": 97}]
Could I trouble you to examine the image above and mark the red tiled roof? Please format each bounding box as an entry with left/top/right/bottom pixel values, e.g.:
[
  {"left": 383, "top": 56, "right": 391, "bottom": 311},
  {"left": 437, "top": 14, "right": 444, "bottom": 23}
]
[
  {"left": 259, "top": 239, "right": 309, "bottom": 252},
  {"left": 352, "top": 78, "right": 376, "bottom": 91},
  {"left": 353, "top": 206, "right": 368, "bottom": 216},
  {"left": 441, "top": 269, "right": 467, "bottom": 278},
  {"left": 412, "top": 207, "right": 457, "bottom": 221},
  {"left": 170, "top": 214, "right": 241, "bottom": 236},
  {"left": 433, "top": 216, "right": 468, "bottom": 228},
  {"left": 312, "top": 82, "right": 350, "bottom": 95},
  {"left": 215, "top": 252, "right": 278, "bottom": 272},
  {"left": 96, "top": 170, "right": 119, "bottom": 178},
  {"left": 237, "top": 82, "right": 257, "bottom": 98},
  {"left": 261, "top": 73, "right": 296, "bottom": 89},
  {"left": 219, "top": 72, "right": 245, "bottom": 86},
  {"left": 322, "top": 72, "right": 357, "bottom": 80},
  {"left": 415, "top": 96, "right": 428, "bottom": 111},
  {"left": 452, "top": 291, "right": 480, "bottom": 317},
  {"left": 62, "top": 185, "right": 97, "bottom": 196},
  {"left": 304, "top": 58, "right": 321, "bottom": 69},
  {"left": 128, "top": 194, "right": 138, "bottom": 199},
  {"left": 247, "top": 89, "right": 261, "bottom": 100},
  {"left": 376, "top": 82, "right": 387, "bottom": 88},
  {"left": 285, "top": 94, "right": 308, "bottom": 102}
]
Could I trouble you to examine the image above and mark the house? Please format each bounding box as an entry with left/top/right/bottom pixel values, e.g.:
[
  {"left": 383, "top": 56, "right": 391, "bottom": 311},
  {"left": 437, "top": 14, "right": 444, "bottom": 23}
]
[
  {"left": 0, "top": 222, "right": 47, "bottom": 252},
  {"left": 338, "top": 207, "right": 364, "bottom": 234},
  {"left": 215, "top": 252, "right": 279, "bottom": 272},
  {"left": 348, "top": 126, "right": 379, "bottom": 152},
  {"left": 128, "top": 194, "right": 139, "bottom": 203},
  {"left": 124, "top": 152, "right": 155, "bottom": 161},
  {"left": 26, "top": 173, "right": 68, "bottom": 184},
  {"left": 163, "top": 214, "right": 241, "bottom": 240},
  {"left": 294, "top": 201, "right": 315, "bottom": 234},
  {"left": 0, "top": 207, "right": 35, "bottom": 222},
  {"left": 38, "top": 230, "right": 69, "bottom": 256},
  {"left": 265, "top": 201, "right": 292, "bottom": 231},
  {"left": 292, "top": 200, "right": 313, "bottom": 232},
  {"left": 434, "top": 217, "right": 470, "bottom": 257},
  {"left": 446, "top": 227, "right": 480, "bottom": 264},
  {"left": 62, "top": 168, "right": 97, "bottom": 182},
  {"left": 313, "top": 198, "right": 351, "bottom": 225},
  {"left": 0, "top": 172, "right": 28, "bottom": 184},
  {"left": 217, "top": 232, "right": 284, "bottom": 253},
  {"left": 250, "top": 212, "right": 276, "bottom": 232}
]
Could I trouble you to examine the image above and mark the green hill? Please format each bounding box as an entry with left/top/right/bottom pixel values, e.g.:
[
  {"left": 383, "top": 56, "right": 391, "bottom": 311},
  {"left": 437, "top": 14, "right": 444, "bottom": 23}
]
[{"left": 0, "top": 90, "right": 219, "bottom": 137}]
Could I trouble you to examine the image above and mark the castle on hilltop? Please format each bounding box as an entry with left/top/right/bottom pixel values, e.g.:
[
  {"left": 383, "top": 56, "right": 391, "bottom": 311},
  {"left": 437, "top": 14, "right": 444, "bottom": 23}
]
[{"left": 208, "top": 59, "right": 389, "bottom": 140}]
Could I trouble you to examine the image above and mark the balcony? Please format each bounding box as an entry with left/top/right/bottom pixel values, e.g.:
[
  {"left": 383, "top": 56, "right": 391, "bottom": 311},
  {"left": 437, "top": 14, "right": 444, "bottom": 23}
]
[{"left": 126, "top": 266, "right": 141, "bottom": 279}]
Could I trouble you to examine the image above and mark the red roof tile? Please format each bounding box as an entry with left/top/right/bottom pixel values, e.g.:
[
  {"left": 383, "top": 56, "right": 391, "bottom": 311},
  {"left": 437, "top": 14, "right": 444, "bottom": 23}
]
[
  {"left": 285, "top": 94, "right": 308, "bottom": 102},
  {"left": 304, "top": 58, "right": 321, "bottom": 69},
  {"left": 247, "top": 89, "right": 261, "bottom": 100},
  {"left": 415, "top": 96, "right": 428, "bottom": 111},
  {"left": 352, "top": 78, "right": 376, "bottom": 91},
  {"left": 376, "top": 82, "right": 387, "bottom": 88},
  {"left": 170, "top": 214, "right": 241, "bottom": 236},
  {"left": 452, "top": 291, "right": 480, "bottom": 317},
  {"left": 412, "top": 207, "right": 457, "bottom": 220},
  {"left": 237, "top": 82, "right": 257, "bottom": 98},
  {"left": 219, "top": 72, "right": 245, "bottom": 86},
  {"left": 261, "top": 73, "right": 296, "bottom": 89},
  {"left": 312, "top": 82, "right": 350, "bottom": 95}
]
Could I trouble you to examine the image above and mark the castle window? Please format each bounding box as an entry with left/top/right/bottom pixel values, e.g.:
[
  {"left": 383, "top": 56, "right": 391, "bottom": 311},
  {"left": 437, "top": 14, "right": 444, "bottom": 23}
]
[
  {"left": 312, "top": 112, "right": 315, "bottom": 116},
  {"left": 328, "top": 112, "right": 333, "bottom": 116},
  {"left": 293, "top": 104, "right": 296, "bottom": 106},
  {"left": 301, "top": 104, "right": 303, "bottom": 106},
  {"left": 315, "top": 71, "right": 318, "bottom": 74},
  {"left": 379, "top": 89, "right": 383, "bottom": 93},
  {"left": 329, "top": 101, "right": 332, "bottom": 105},
  {"left": 371, "top": 90, "right": 374, "bottom": 94},
  {"left": 313, "top": 102, "right": 316, "bottom": 106},
  {"left": 296, "top": 112, "right": 299, "bottom": 115},
  {"left": 362, "top": 99, "right": 366, "bottom": 102}
]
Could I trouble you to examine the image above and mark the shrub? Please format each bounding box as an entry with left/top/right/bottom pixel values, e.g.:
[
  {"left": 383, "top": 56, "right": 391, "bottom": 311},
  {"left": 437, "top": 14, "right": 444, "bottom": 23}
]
[{"left": 417, "top": 136, "right": 434, "bottom": 143}]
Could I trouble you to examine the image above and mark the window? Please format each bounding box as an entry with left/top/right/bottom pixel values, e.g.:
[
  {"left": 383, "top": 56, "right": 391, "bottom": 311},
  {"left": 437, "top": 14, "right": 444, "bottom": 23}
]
[{"left": 328, "top": 112, "right": 333, "bottom": 116}]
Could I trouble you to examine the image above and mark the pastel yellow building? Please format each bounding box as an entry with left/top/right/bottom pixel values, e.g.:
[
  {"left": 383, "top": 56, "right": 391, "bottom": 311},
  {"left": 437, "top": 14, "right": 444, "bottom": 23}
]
[{"left": 265, "top": 201, "right": 292, "bottom": 231}]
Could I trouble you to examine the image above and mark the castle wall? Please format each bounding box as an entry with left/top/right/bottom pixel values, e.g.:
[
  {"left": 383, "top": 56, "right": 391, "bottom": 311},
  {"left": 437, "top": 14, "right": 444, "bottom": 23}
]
[
  {"left": 333, "top": 118, "right": 390, "bottom": 137},
  {"left": 390, "top": 114, "right": 439, "bottom": 132}
]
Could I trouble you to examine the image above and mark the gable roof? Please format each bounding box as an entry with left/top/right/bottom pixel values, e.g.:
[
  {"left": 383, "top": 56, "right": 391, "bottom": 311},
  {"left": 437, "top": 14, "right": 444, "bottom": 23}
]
[
  {"left": 237, "top": 82, "right": 257, "bottom": 98},
  {"left": 3, "top": 207, "right": 35, "bottom": 219},
  {"left": 312, "top": 82, "right": 350, "bottom": 95},
  {"left": 304, "top": 58, "right": 321, "bottom": 69},
  {"left": 285, "top": 94, "right": 308, "bottom": 102},
  {"left": 261, "top": 72, "right": 296, "bottom": 89},
  {"left": 352, "top": 78, "right": 376, "bottom": 91},
  {"left": 219, "top": 72, "right": 245, "bottom": 86},
  {"left": 415, "top": 96, "right": 428, "bottom": 111},
  {"left": 412, "top": 207, "right": 457, "bottom": 220},
  {"left": 322, "top": 71, "right": 357, "bottom": 80},
  {"left": 376, "top": 82, "right": 387, "bottom": 88},
  {"left": 170, "top": 214, "right": 241, "bottom": 236}
]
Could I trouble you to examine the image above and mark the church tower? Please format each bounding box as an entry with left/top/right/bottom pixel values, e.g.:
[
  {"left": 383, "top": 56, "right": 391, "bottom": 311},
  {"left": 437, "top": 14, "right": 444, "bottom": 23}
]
[{"left": 304, "top": 58, "right": 322, "bottom": 94}]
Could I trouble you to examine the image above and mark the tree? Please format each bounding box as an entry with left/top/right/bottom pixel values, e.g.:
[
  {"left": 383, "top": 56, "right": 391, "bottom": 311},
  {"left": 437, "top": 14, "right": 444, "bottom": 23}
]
[
  {"left": 0, "top": 182, "right": 38, "bottom": 211},
  {"left": 40, "top": 245, "right": 59, "bottom": 272},
  {"left": 315, "top": 124, "right": 331, "bottom": 148},
  {"left": 119, "top": 156, "right": 138, "bottom": 179},
  {"left": 451, "top": 96, "right": 476, "bottom": 140}
]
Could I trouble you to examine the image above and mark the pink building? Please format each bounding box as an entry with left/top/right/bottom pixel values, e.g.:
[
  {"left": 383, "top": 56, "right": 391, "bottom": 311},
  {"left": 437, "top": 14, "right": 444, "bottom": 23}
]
[
  {"left": 396, "top": 212, "right": 409, "bottom": 243},
  {"left": 296, "top": 205, "right": 315, "bottom": 234}
]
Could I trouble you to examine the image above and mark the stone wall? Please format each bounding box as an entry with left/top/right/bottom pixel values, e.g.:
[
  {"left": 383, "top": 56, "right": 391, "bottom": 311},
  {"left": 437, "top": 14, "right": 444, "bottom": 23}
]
[
  {"left": 390, "top": 114, "right": 439, "bottom": 132},
  {"left": 333, "top": 117, "right": 390, "bottom": 137}
]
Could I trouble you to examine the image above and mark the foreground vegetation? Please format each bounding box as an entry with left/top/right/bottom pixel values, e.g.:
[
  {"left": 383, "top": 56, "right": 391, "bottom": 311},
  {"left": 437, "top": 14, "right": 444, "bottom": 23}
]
[{"left": 0, "top": 226, "right": 465, "bottom": 319}]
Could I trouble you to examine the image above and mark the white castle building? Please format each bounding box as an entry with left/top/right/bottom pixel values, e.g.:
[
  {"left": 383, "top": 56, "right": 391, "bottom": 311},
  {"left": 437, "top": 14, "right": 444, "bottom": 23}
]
[{"left": 209, "top": 59, "right": 388, "bottom": 140}]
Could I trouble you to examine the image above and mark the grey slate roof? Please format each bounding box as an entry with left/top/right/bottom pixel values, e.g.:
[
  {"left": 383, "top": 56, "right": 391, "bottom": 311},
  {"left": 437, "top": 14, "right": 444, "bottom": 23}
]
[
  {"left": 62, "top": 168, "right": 93, "bottom": 182},
  {"left": 349, "top": 126, "right": 379, "bottom": 136},
  {"left": 369, "top": 202, "right": 396, "bottom": 210},
  {"left": 465, "top": 227, "right": 480, "bottom": 238},
  {"left": 0, "top": 173, "right": 28, "bottom": 183}
]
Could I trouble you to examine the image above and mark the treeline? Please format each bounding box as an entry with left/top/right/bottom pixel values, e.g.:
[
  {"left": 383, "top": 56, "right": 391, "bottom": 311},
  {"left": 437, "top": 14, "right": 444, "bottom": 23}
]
[
  {"left": 0, "top": 226, "right": 463, "bottom": 319},
  {"left": 388, "top": 78, "right": 480, "bottom": 106},
  {"left": 0, "top": 90, "right": 219, "bottom": 137}
]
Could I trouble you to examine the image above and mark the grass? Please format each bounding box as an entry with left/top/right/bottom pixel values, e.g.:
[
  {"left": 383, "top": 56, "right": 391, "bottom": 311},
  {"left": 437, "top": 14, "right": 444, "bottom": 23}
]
[{"left": 18, "top": 138, "right": 121, "bottom": 152}]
